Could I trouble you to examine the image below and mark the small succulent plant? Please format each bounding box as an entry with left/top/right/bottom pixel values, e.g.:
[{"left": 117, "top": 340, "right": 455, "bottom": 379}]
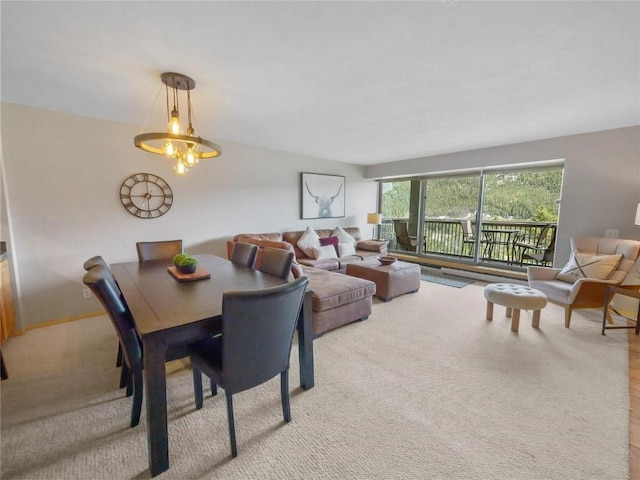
[{"left": 172, "top": 253, "right": 198, "bottom": 266}]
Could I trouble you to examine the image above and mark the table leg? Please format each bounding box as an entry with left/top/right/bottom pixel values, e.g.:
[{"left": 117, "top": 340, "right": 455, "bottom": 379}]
[
  {"left": 297, "top": 290, "right": 314, "bottom": 390},
  {"left": 142, "top": 337, "right": 169, "bottom": 477}
]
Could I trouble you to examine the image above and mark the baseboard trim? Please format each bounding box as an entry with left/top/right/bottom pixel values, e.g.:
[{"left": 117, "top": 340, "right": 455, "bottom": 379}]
[{"left": 12, "top": 311, "right": 104, "bottom": 336}]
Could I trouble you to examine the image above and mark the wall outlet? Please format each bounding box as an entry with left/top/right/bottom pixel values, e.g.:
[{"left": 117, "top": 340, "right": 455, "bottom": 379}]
[
  {"left": 605, "top": 229, "right": 619, "bottom": 238},
  {"left": 82, "top": 288, "right": 91, "bottom": 299}
]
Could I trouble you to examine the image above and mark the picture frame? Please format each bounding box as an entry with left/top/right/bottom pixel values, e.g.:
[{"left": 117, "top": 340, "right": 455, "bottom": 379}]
[{"left": 300, "top": 173, "right": 345, "bottom": 219}]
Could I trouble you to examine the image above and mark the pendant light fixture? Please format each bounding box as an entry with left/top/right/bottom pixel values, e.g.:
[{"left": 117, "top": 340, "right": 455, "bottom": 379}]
[{"left": 134, "top": 72, "right": 221, "bottom": 176}]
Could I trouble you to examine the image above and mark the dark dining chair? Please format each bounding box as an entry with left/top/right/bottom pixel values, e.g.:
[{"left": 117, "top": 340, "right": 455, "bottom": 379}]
[
  {"left": 83, "top": 265, "right": 145, "bottom": 427},
  {"left": 83, "top": 265, "right": 202, "bottom": 427},
  {"left": 230, "top": 242, "right": 258, "bottom": 268},
  {"left": 83, "top": 255, "right": 125, "bottom": 378},
  {"left": 191, "top": 276, "right": 309, "bottom": 458},
  {"left": 136, "top": 239, "right": 183, "bottom": 262},
  {"left": 257, "top": 247, "right": 294, "bottom": 280}
]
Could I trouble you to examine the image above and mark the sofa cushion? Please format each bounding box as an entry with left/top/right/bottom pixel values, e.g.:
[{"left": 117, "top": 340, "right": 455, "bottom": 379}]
[
  {"left": 298, "top": 257, "right": 340, "bottom": 271},
  {"left": 556, "top": 249, "right": 622, "bottom": 283},
  {"left": 297, "top": 226, "right": 321, "bottom": 257},
  {"left": 235, "top": 232, "right": 283, "bottom": 243},
  {"left": 302, "top": 267, "right": 376, "bottom": 312}
]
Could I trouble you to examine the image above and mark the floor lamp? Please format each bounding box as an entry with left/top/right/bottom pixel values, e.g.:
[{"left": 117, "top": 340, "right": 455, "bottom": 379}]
[{"left": 367, "top": 213, "right": 383, "bottom": 240}]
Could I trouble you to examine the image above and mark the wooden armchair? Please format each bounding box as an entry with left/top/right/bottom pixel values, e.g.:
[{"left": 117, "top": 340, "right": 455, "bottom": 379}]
[{"left": 527, "top": 236, "right": 640, "bottom": 328}]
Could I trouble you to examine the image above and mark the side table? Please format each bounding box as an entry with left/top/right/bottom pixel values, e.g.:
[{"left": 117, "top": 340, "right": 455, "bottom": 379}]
[{"left": 601, "top": 285, "right": 640, "bottom": 335}]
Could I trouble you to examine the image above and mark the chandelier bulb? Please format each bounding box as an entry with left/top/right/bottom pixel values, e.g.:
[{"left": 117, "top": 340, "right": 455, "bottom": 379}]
[
  {"left": 163, "top": 140, "right": 176, "bottom": 157},
  {"left": 169, "top": 109, "right": 181, "bottom": 135},
  {"left": 174, "top": 161, "right": 187, "bottom": 176}
]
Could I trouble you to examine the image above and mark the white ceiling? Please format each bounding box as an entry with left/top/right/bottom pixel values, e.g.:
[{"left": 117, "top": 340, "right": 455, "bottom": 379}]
[{"left": 1, "top": 1, "right": 638, "bottom": 165}]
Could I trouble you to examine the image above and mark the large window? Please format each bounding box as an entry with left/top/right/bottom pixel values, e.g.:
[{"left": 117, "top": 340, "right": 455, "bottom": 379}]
[{"left": 379, "top": 165, "right": 563, "bottom": 269}]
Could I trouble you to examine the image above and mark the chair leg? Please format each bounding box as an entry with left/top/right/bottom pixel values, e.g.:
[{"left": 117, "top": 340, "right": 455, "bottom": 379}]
[
  {"left": 226, "top": 393, "right": 238, "bottom": 458},
  {"left": 564, "top": 307, "right": 572, "bottom": 328},
  {"left": 192, "top": 365, "right": 203, "bottom": 410},
  {"left": 116, "top": 342, "right": 123, "bottom": 367},
  {"left": 119, "top": 361, "right": 130, "bottom": 389},
  {"left": 281, "top": 369, "right": 291, "bottom": 422},
  {"left": 122, "top": 363, "right": 133, "bottom": 397},
  {"left": 211, "top": 380, "right": 217, "bottom": 397},
  {"left": 130, "top": 367, "right": 143, "bottom": 428}
]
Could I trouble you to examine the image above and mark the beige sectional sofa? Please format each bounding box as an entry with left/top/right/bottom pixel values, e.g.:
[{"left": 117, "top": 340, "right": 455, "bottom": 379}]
[{"left": 227, "top": 227, "right": 388, "bottom": 336}]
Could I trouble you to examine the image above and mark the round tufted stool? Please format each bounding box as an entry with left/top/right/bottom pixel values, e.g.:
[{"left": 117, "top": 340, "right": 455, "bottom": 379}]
[{"left": 483, "top": 283, "right": 548, "bottom": 332}]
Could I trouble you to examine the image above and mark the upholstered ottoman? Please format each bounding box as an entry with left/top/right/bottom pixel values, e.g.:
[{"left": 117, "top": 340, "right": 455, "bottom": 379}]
[
  {"left": 483, "top": 283, "right": 548, "bottom": 332},
  {"left": 346, "top": 259, "right": 421, "bottom": 302}
]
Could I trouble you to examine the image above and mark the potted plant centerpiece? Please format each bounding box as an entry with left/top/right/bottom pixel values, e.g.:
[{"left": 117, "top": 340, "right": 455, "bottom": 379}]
[{"left": 173, "top": 253, "right": 198, "bottom": 274}]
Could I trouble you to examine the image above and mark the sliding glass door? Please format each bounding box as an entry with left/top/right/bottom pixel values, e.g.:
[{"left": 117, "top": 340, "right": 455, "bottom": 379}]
[{"left": 379, "top": 165, "right": 563, "bottom": 269}]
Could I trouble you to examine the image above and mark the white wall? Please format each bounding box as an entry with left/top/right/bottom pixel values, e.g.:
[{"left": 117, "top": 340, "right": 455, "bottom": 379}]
[
  {"left": 366, "top": 126, "right": 640, "bottom": 266},
  {"left": 1, "top": 103, "right": 377, "bottom": 328}
]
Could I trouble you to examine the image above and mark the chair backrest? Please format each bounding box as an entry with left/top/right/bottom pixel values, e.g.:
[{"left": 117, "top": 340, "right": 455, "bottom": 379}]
[
  {"left": 136, "top": 240, "right": 183, "bottom": 262},
  {"left": 460, "top": 220, "right": 474, "bottom": 240},
  {"left": 258, "top": 247, "right": 295, "bottom": 280},
  {"left": 82, "top": 266, "right": 142, "bottom": 369},
  {"left": 571, "top": 236, "right": 640, "bottom": 283},
  {"left": 83, "top": 255, "right": 108, "bottom": 271},
  {"left": 393, "top": 220, "right": 409, "bottom": 239},
  {"left": 230, "top": 242, "right": 258, "bottom": 268},
  {"left": 82, "top": 256, "right": 122, "bottom": 297},
  {"left": 535, "top": 225, "right": 553, "bottom": 247},
  {"left": 221, "top": 276, "right": 309, "bottom": 394}
]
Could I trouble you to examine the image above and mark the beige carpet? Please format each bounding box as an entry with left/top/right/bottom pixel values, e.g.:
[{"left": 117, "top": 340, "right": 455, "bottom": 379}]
[{"left": 0, "top": 281, "right": 629, "bottom": 479}]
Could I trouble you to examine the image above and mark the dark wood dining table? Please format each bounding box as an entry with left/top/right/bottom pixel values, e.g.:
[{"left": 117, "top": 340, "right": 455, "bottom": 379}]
[{"left": 111, "top": 254, "right": 314, "bottom": 477}]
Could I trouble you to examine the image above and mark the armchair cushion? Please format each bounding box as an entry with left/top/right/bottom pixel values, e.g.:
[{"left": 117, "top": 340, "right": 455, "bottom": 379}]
[{"left": 556, "top": 250, "right": 622, "bottom": 284}]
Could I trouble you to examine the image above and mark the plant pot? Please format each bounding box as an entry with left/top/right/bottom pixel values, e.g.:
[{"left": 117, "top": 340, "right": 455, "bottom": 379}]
[{"left": 175, "top": 263, "right": 197, "bottom": 274}]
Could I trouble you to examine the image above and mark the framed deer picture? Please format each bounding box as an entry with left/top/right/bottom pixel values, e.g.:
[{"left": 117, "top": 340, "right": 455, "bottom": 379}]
[{"left": 301, "top": 173, "right": 345, "bottom": 219}]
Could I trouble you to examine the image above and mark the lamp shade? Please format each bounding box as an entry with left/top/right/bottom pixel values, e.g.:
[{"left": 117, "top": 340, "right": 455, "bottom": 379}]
[
  {"left": 636, "top": 203, "right": 640, "bottom": 225},
  {"left": 367, "top": 213, "right": 383, "bottom": 225}
]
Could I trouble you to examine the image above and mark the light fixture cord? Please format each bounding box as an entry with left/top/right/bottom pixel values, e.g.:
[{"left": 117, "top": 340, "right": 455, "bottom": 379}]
[
  {"left": 187, "top": 87, "right": 193, "bottom": 132},
  {"left": 165, "top": 82, "right": 170, "bottom": 123},
  {"left": 138, "top": 84, "right": 164, "bottom": 134}
]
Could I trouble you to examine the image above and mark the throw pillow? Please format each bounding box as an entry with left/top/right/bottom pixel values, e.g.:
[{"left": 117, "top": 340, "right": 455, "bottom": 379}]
[
  {"left": 556, "top": 249, "right": 623, "bottom": 284},
  {"left": 319, "top": 236, "right": 340, "bottom": 255},
  {"left": 337, "top": 242, "right": 356, "bottom": 257},
  {"left": 312, "top": 245, "right": 338, "bottom": 260},
  {"left": 297, "top": 226, "right": 321, "bottom": 257},
  {"left": 332, "top": 226, "right": 357, "bottom": 246}
]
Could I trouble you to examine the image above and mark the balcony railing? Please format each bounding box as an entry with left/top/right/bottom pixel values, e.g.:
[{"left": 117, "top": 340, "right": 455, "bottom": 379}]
[{"left": 379, "top": 218, "right": 556, "bottom": 267}]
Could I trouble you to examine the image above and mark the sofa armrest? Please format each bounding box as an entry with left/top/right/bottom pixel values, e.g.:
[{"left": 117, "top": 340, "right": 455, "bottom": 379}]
[{"left": 357, "top": 239, "right": 388, "bottom": 255}]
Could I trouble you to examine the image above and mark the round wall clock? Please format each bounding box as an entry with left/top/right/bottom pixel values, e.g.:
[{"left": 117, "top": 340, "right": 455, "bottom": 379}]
[{"left": 119, "top": 173, "right": 173, "bottom": 219}]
